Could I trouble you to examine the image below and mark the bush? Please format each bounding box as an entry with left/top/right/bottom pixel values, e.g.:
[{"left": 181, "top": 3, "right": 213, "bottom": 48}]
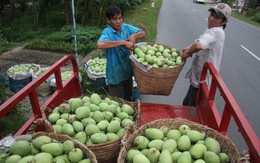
[{"left": 25, "top": 25, "right": 101, "bottom": 53}]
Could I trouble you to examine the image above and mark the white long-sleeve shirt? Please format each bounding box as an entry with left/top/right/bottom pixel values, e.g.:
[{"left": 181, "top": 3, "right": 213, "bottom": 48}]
[{"left": 186, "top": 27, "right": 225, "bottom": 88}]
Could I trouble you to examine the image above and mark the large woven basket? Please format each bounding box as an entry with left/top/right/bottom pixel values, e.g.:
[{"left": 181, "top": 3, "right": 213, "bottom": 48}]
[
  {"left": 86, "top": 95, "right": 140, "bottom": 163},
  {"left": 132, "top": 42, "right": 186, "bottom": 96},
  {"left": 32, "top": 95, "right": 140, "bottom": 163},
  {"left": 118, "top": 118, "right": 241, "bottom": 163},
  {"left": 32, "top": 132, "right": 98, "bottom": 163}
]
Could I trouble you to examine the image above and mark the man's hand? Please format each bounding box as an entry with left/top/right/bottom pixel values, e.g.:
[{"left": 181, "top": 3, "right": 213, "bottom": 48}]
[
  {"left": 182, "top": 48, "right": 191, "bottom": 59},
  {"left": 124, "top": 41, "right": 134, "bottom": 51}
]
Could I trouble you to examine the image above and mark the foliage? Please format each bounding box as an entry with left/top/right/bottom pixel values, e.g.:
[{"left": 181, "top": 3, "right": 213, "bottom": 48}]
[
  {"left": 232, "top": 10, "right": 260, "bottom": 27},
  {"left": 25, "top": 25, "right": 101, "bottom": 53},
  {"left": 251, "top": 12, "right": 260, "bottom": 23},
  {"left": 248, "top": 9, "right": 260, "bottom": 23}
]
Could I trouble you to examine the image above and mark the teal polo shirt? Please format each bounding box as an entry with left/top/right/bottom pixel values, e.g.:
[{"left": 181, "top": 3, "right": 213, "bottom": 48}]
[{"left": 98, "top": 23, "right": 142, "bottom": 85}]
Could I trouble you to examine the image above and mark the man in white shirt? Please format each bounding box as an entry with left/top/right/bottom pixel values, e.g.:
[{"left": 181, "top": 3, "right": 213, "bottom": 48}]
[{"left": 182, "top": 3, "right": 232, "bottom": 106}]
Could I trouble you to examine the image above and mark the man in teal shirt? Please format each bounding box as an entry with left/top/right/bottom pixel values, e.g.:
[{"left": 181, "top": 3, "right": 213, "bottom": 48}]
[{"left": 97, "top": 6, "right": 145, "bottom": 101}]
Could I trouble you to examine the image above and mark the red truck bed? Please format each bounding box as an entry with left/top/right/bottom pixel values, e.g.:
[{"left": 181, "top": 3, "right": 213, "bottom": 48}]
[{"left": 0, "top": 55, "right": 259, "bottom": 162}]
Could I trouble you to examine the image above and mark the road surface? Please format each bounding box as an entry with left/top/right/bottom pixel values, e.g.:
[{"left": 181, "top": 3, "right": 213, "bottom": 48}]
[{"left": 141, "top": 0, "right": 260, "bottom": 151}]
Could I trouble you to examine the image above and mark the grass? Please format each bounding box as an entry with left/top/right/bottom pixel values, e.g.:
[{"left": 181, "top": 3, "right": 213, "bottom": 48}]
[
  {"left": 124, "top": 0, "right": 163, "bottom": 42},
  {"left": 232, "top": 11, "right": 260, "bottom": 28}
]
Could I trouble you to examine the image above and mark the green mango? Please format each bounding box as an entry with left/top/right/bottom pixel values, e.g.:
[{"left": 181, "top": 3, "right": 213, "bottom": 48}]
[
  {"left": 54, "top": 154, "right": 69, "bottom": 162},
  {"left": 193, "top": 159, "right": 206, "bottom": 163},
  {"left": 92, "top": 110, "right": 104, "bottom": 122},
  {"left": 90, "top": 93, "right": 101, "bottom": 105},
  {"left": 99, "top": 102, "right": 109, "bottom": 112},
  {"left": 85, "top": 124, "right": 100, "bottom": 136},
  {"left": 171, "top": 151, "right": 182, "bottom": 163},
  {"left": 186, "top": 130, "right": 204, "bottom": 143},
  {"left": 177, "top": 135, "right": 191, "bottom": 151},
  {"left": 41, "top": 143, "right": 63, "bottom": 156},
  {"left": 178, "top": 124, "right": 190, "bottom": 135},
  {"left": 32, "top": 153, "right": 53, "bottom": 163},
  {"left": 75, "top": 106, "right": 90, "bottom": 119},
  {"left": 167, "top": 129, "right": 181, "bottom": 140},
  {"left": 134, "top": 136, "right": 149, "bottom": 150},
  {"left": 146, "top": 148, "right": 160, "bottom": 163},
  {"left": 32, "top": 136, "right": 52, "bottom": 150},
  {"left": 74, "top": 131, "right": 87, "bottom": 144},
  {"left": 159, "top": 126, "right": 170, "bottom": 136},
  {"left": 72, "top": 121, "right": 84, "bottom": 132},
  {"left": 177, "top": 151, "right": 192, "bottom": 163},
  {"left": 89, "top": 103, "right": 100, "bottom": 112},
  {"left": 121, "top": 104, "right": 135, "bottom": 115},
  {"left": 148, "top": 139, "right": 164, "bottom": 151},
  {"left": 78, "top": 158, "right": 92, "bottom": 163},
  {"left": 107, "top": 120, "right": 121, "bottom": 133},
  {"left": 145, "top": 128, "right": 164, "bottom": 140},
  {"left": 189, "top": 143, "right": 207, "bottom": 159},
  {"left": 106, "top": 133, "right": 120, "bottom": 141},
  {"left": 204, "top": 137, "right": 221, "bottom": 154},
  {"left": 58, "top": 103, "right": 71, "bottom": 113},
  {"left": 10, "top": 140, "right": 31, "bottom": 157},
  {"left": 162, "top": 139, "right": 177, "bottom": 153},
  {"left": 5, "top": 155, "right": 22, "bottom": 163},
  {"left": 121, "top": 119, "right": 134, "bottom": 128},
  {"left": 219, "top": 152, "right": 230, "bottom": 163},
  {"left": 97, "top": 120, "right": 109, "bottom": 131},
  {"left": 56, "top": 119, "right": 68, "bottom": 126},
  {"left": 48, "top": 112, "right": 60, "bottom": 123},
  {"left": 90, "top": 133, "right": 107, "bottom": 144},
  {"left": 62, "top": 123, "right": 75, "bottom": 136},
  {"left": 63, "top": 140, "right": 75, "bottom": 154},
  {"left": 17, "top": 155, "right": 34, "bottom": 163},
  {"left": 204, "top": 151, "right": 220, "bottom": 163},
  {"left": 126, "top": 149, "right": 142, "bottom": 162},
  {"left": 68, "top": 148, "right": 84, "bottom": 163},
  {"left": 159, "top": 150, "right": 172, "bottom": 163},
  {"left": 69, "top": 98, "right": 83, "bottom": 113},
  {"left": 133, "top": 154, "right": 150, "bottom": 163}
]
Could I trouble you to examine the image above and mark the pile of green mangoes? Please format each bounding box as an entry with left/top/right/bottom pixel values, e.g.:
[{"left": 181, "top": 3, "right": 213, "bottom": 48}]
[
  {"left": 133, "top": 44, "right": 183, "bottom": 68},
  {"left": 60, "top": 71, "right": 73, "bottom": 82},
  {"left": 8, "top": 64, "right": 37, "bottom": 74},
  {"left": 87, "top": 58, "right": 106, "bottom": 74},
  {"left": 2, "top": 135, "right": 92, "bottom": 163},
  {"left": 126, "top": 124, "right": 230, "bottom": 163},
  {"left": 33, "top": 67, "right": 49, "bottom": 77},
  {"left": 47, "top": 93, "right": 136, "bottom": 145}
]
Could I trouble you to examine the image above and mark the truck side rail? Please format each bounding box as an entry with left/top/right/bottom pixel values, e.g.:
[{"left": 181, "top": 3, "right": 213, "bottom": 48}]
[
  {"left": 0, "top": 55, "right": 82, "bottom": 136},
  {"left": 197, "top": 62, "right": 260, "bottom": 162}
]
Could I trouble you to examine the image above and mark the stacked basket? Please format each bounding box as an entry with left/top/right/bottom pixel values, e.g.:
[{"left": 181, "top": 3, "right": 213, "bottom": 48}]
[
  {"left": 84, "top": 49, "right": 107, "bottom": 92},
  {"left": 37, "top": 94, "right": 140, "bottom": 163},
  {"left": 118, "top": 118, "right": 241, "bottom": 163},
  {"left": 131, "top": 42, "right": 186, "bottom": 96}
]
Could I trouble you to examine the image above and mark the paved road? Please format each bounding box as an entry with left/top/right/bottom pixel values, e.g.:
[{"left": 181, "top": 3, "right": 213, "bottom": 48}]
[{"left": 141, "top": 0, "right": 260, "bottom": 151}]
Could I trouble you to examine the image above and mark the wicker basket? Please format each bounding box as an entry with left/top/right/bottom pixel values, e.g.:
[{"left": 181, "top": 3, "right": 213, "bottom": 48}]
[
  {"left": 86, "top": 95, "right": 140, "bottom": 163},
  {"left": 33, "top": 95, "right": 140, "bottom": 163},
  {"left": 32, "top": 132, "right": 98, "bottom": 163},
  {"left": 83, "top": 49, "right": 108, "bottom": 91},
  {"left": 132, "top": 43, "right": 186, "bottom": 96},
  {"left": 118, "top": 118, "right": 241, "bottom": 163}
]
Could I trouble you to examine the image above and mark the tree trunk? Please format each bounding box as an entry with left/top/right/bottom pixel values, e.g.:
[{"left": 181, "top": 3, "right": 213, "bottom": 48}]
[
  {"left": 65, "top": 0, "right": 71, "bottom": 24},
  {"left": 10, "top": 0, "right": 15, "bottom": 19}
]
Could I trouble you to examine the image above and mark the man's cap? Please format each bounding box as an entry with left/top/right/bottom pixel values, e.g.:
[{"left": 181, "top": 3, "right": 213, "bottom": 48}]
[{"left": 209, "top": 3, "right": 232, "bottom": 20}]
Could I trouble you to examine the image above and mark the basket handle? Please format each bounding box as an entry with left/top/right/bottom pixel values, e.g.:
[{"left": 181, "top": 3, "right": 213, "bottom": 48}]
[{"left": 26, "top": 118, "right": 55, "bottom": 134}]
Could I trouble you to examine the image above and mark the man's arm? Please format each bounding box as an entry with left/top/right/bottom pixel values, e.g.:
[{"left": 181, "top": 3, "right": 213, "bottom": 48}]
[
  {"left": 97, "top": 40, "right": 134, "bottom": 50},
  {"left": 182, "top": 41, "right": 202, "bottom": 59},
  {"left": 126, "top": 30, "right": 145, "bottom": 43}
]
